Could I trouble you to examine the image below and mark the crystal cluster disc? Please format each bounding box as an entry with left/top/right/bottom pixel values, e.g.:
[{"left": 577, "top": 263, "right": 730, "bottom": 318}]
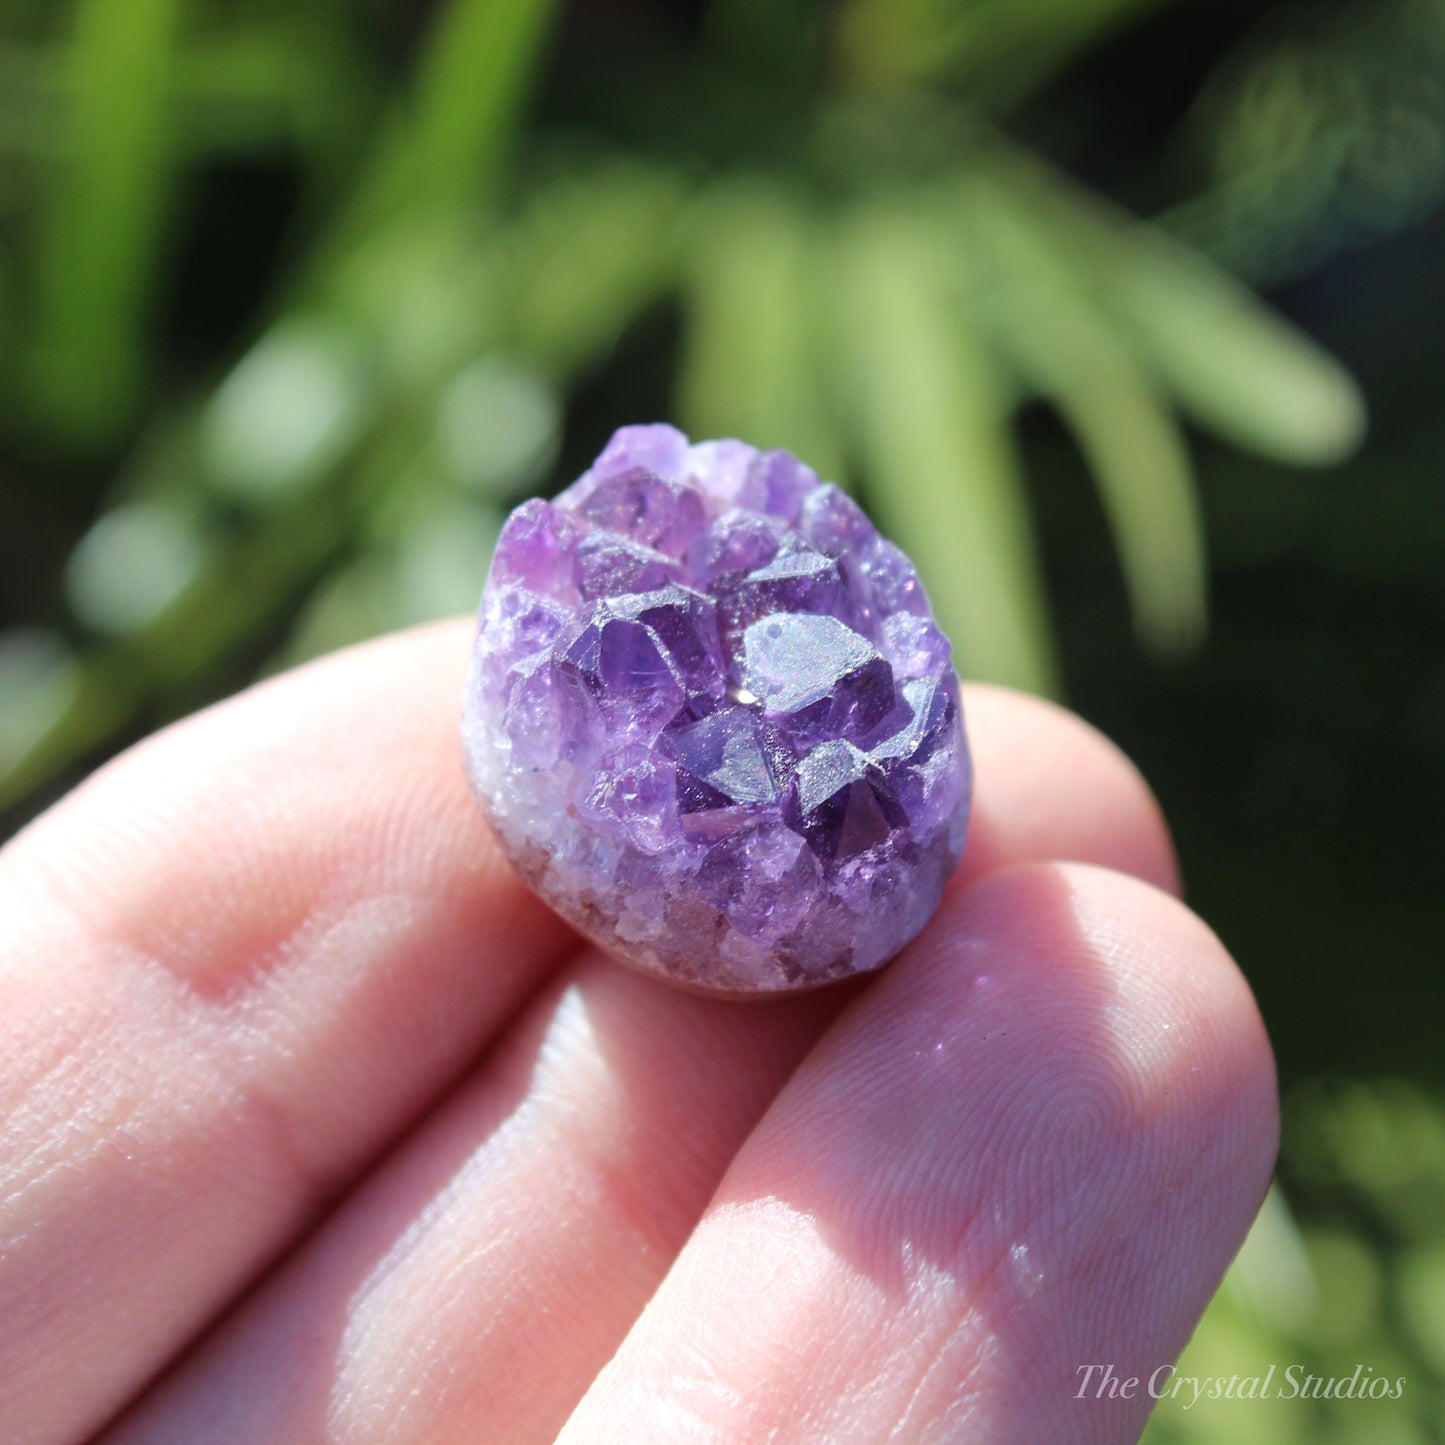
[{"left": 463, "top": 425, "right": 971, "bottom": 994}]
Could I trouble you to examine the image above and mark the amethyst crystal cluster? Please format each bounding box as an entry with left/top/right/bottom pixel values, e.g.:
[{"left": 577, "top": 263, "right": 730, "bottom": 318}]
[{"left": 463, "top": 425, "right": 970, "bottom": 994}]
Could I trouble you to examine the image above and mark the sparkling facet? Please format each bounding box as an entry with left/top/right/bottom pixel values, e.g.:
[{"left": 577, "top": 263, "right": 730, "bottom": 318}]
[{"left": 463, "top": 423, "right": 971, "bottom": 993}]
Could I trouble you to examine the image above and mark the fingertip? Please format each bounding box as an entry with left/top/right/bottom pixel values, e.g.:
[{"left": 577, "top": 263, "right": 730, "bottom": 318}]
[
  {"left": 960, "top": 685, "right": 1182, "bottom": 898},
  {"left": 926, "top": 859, "right": 1276, "bottom": 1156},
  {"left": 556, "top": 861, "right": 1279, "bottom": 1445},
  {"left": 908, "top": 860, "right": 1280, "bottom": 1263},
  {"left": 1057, "top": 861, "right": 1278, "bottom": 1169}
]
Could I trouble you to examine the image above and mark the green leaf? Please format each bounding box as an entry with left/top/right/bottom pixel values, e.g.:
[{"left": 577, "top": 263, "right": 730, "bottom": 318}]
[
  {"left": 505, "top": 162, "right": 687, "bottom": 379},
  {"left": 347, "top": 0, "right": 563, "bottom": 233},
  {"left": 64, "top": 501, "right": 206, "bottom": 635},
  {"left": 676, "top": 181, "right": 843, "bottom": 481},
  {"left": 0, "top": 398, "right": 430, "bottom": 815},
  {"left": 0, "top": 630, "right": 80, "bottom": 782},
  {"left": 834, "top": 0, "right": 1166, "bottom": 110},
  {"left": 985, "top": 144, "right": 1366, "bottom": 467},
  {"left": 1107, "top": 243, "right": 1366, "bottom": 468},
  {"left": 200, "top": 316, "right": 373, "bottom": 502},
  {"left": 324, "top": 218, "right": 502, "bottom": 394},
  {"left": 966, "top": 180, "right": 1207, "bottom": 657},
  {"left": 0, "top": 23, "right": 371, "bottom": 171},
  {"left": 392, "top": 496, "right": 502, "bottom": 625},
  {"left": 436, "top": 357, "right": 559, "bottom": 496},
  {"left": 840, "top": 205, "right": 1058, "bottom": 695},
  {"left": 169, "top": 21, "right": 374, "bottom": 164},
  {"left": 274, "top": 496, "right": 500, "bottom": 671},
  {"left": 28, "top": 0, "right": 181, "bottom": 441}
]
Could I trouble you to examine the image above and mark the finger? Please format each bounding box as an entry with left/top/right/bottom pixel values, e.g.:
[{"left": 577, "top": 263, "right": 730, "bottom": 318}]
[
  {"left": 959, "top": 686, "right": 1178, "bottom": 897},
  {"left": 104, "top": 687, "right": 1181, "bottom": 1445},
  {"left": 0, "top": 621, "right": 578, "bottom": 1445},
  {"left": 557, "top": 863, "right": 1279, "bottom": 1445}
]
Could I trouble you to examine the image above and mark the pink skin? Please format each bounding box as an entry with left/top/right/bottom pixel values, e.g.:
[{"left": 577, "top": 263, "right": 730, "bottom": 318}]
[{"left": 0, "top": 621, "right": 1275, "bottom": 1445}]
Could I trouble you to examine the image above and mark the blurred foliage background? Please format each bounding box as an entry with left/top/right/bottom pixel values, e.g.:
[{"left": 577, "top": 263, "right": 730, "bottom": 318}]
[{"left": 0, "top": 0, "right": 1441, "bottom": 1437}]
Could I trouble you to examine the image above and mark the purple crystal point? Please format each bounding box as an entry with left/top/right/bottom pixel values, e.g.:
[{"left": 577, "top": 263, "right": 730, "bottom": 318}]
[{"left": 463, "top": 424, "right": 971, "bottom": 994}]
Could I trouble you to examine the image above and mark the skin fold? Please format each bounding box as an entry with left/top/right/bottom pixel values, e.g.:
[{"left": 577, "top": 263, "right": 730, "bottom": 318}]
[{"left": 0, "top": 620, "right": 1276, "bottom": 1445}]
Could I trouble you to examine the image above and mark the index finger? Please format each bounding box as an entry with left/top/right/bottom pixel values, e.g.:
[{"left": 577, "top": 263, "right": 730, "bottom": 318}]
[{"left": 0, "top": 621, "right": 578, "bottom": 1445}]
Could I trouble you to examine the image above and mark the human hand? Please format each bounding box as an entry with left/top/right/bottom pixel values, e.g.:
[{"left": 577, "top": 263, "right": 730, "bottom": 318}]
[{"left": 0, "top": 622, "right": 1277, "bottom": 1444}]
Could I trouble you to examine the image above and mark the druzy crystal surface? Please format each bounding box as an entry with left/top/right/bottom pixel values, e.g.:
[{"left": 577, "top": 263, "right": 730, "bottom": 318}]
[{"left": 463, "top": 425, "right": 970, "bottom": 994}]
